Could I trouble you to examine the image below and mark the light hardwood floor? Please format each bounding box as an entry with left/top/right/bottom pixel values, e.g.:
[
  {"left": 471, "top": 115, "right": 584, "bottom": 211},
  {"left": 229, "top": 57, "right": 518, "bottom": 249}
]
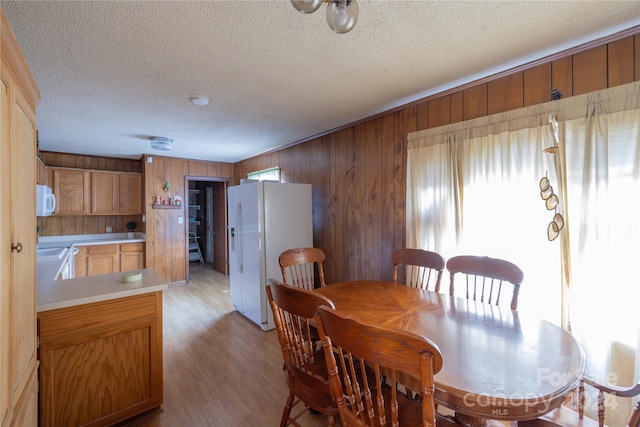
[
  {"left": 121, "top": 264, "right": 512, "bottom": 427},
  {"left": 120, "top": 263, "right": 329, "bottom": 427}
]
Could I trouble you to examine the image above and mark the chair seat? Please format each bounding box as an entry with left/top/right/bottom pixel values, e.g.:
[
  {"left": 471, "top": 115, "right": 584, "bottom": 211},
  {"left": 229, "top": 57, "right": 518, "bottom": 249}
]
[
  {"left": 284, "top": 348, "right": 332, "bottom": 396},
  {"left": 379, "top": 387, "right": 461, "bottom": 426},
  {"left": 285, "top": 371, "right": 337, "bottom": 416},
  {"left": 518, "top": 405, "right": 600, "bottom": 427}
]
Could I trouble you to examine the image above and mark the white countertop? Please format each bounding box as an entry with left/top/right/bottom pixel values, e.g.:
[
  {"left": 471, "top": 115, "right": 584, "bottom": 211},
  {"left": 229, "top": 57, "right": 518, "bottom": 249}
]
[
  {"left": 37, "top": 268, "right": 168, "bottom": 312},
  {"left": 36, "top": 233, "right": 161, "bottom": 312},
  {"left": 38, "top": 232, "right": 146, "bottom": 248},
  {"left": 36, "top": 233, "right": 147, "bottom": 288}
]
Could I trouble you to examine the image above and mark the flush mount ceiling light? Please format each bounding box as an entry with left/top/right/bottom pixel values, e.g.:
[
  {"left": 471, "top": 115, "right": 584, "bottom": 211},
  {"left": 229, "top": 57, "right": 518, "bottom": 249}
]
[
  {"left": 291, "top": 0, "right": 359, "bottom": 34},
  {"left": 188, "top": 95, "right": 210, "bottom": 106},
  {"left": 150, "top": 136, "right": 173, "bottom": 151}
]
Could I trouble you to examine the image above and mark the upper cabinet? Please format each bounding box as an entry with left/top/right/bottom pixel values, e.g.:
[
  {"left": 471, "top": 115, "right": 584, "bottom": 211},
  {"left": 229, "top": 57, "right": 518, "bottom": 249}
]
[
  {"left": 119, "top": 174, "right": 143, "bottom": 215},
  {"left": 53, "top": 169, "right": 90, "bottom": 214},
  {"left": 91, "top": 172, "right": 119, "bottom": 214},
  {"left": 51, "top": 167, "right": 143, "bottom": 216}
]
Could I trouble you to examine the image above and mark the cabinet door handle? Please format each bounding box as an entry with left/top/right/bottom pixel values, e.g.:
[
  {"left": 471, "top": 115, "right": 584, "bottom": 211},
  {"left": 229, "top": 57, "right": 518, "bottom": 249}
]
[{"left": 11, "top": 242, "right": 23, "bottom": 253}]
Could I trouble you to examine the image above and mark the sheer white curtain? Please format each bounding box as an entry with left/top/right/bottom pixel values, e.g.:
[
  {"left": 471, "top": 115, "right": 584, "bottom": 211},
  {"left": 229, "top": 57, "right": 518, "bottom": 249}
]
[
  {"left": 562, "top": 85, "right": 640, "bottom": 425},
  {"left": 407, "top": 111, "right": 561, "bottom": 323},
  {"left": 407, "top": 81, "right": 640, "bottom": 426}
]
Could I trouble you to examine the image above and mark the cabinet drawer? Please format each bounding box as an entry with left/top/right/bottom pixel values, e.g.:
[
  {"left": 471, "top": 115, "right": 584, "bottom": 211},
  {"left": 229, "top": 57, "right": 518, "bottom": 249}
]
[
  {"left": 38, "top": 292, "right": 161, "bottom": 342},
  {"left": 120, "top": 243, "right": 144, "bottom": 252},
  {"left": 87, "top": 244, "right": 118, "bottom": 255}
]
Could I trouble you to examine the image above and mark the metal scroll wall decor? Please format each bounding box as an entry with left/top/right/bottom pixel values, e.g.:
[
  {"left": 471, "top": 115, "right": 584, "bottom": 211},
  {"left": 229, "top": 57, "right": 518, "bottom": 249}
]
[{"left": 540, "top": 115, "right": 565, "bottom": 241}]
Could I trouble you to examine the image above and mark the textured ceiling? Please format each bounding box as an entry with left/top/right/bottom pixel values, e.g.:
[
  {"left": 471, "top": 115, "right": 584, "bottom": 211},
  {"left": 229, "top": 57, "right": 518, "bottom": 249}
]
[{"left": 3, "top": 1, "right": 639, "bottom": 163}]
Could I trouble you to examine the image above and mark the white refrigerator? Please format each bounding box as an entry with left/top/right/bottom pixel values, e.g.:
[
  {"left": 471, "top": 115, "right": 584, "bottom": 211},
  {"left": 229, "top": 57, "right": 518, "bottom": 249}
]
[{"left": 227, "top": 181, "right": 313, "bottom": 331}]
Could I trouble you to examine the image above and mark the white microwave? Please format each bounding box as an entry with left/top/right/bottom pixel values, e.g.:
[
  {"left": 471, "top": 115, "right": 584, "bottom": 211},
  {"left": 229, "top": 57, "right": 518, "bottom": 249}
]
[{"left": 36, "top": 184, "right": 56, "bottom": 216}]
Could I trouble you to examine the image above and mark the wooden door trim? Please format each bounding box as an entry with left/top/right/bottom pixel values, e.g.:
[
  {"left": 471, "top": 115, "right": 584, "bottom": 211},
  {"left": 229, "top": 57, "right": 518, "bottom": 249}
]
[{"left": 184, "top": 176, "right": 230, "bottom": 284}]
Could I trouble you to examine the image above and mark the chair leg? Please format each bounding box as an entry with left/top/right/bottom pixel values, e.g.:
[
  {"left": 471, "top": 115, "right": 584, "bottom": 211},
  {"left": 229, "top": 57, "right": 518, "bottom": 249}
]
[
  {"left": 280, "top": 391, "right": 296, "bottom": 427},
  {"left": 327, "top": 415, "right": 336, "bottom": 426}
]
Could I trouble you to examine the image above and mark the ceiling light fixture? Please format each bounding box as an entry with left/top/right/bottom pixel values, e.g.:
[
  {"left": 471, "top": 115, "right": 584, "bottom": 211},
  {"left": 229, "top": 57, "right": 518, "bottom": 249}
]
[
  {"left": 291, "top": 0, "right": 359, "bottom": 34},
  {"left": 188, "top": 95, "right": 210, "bottom": 106},
  {"left": 150, "top": 136, "right": 173, "bottom": 151}
]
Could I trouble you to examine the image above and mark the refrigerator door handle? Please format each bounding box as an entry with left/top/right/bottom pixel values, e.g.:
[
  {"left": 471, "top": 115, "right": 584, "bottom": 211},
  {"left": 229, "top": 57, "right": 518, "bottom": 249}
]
[{"left": 236, "top": 202, "right": 243, "bottom": 273}]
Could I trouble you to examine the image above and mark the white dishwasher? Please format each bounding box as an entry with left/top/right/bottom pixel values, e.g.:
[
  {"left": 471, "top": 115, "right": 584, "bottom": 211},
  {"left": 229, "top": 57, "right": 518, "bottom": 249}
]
[{"left": 53, "top": 247, "right": 78, "bottom": 280}]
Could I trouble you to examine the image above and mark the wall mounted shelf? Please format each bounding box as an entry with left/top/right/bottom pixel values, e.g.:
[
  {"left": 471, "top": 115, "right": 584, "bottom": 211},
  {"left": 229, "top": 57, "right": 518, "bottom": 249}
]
[{"left": 151, "top": 204, "right": 182, "bottom": 210}]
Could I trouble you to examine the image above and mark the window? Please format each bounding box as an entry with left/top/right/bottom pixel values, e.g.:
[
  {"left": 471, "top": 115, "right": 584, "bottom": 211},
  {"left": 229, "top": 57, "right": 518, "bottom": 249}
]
[
  {"left": 247, "top": 166, "right": 281, "bottom": 182},
  {"left": 407, "top": 81, "right": 640, "bottom": 425},
  {"left": 407, "top": 123, "right": 561, "bottom": 323}
]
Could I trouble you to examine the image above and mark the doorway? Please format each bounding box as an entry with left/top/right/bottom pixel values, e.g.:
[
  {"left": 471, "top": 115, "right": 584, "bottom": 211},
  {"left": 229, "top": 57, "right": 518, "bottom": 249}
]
[{"left": 186, "top": 178, "right": 228, "bottom": 281}]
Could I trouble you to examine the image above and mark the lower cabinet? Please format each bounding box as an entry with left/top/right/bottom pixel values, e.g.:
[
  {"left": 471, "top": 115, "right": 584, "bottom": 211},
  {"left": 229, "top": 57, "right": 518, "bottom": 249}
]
[
  {"left": 37, "top": 292, "right": 163, "bottom": 427},
  {"left": 87, "top": 244, "right": 119, "bottom": 276},
  {"left": 120, "top": 243, "right": 145, "bottom": 272},
  {"left": 75, "top": 243, "right": 145, "bottom": 278}
]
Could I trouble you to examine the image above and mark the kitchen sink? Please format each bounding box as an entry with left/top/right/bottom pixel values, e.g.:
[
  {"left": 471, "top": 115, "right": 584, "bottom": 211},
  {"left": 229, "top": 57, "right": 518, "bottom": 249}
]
[{"left": 36, "top": 247, "right": 67, "bottom": 260}]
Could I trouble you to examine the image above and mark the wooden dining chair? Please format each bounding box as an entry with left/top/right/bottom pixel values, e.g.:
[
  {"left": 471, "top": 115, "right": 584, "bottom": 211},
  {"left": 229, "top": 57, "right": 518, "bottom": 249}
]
[
  {"left": 279, "top": 247, "right": 327, "bottom": 290},
  {"left": 519, "top": 377, "right": 640, "bottom": 427},
  {"left": 446, "top": 255, "right": 524, "bottom": 310},
  {"left": 266, "top": 278, "right": 338, "bottom": 427},
  {"left": 315, "top": 305, "right": 460, "bottom": 427},
  {"left": 391, "top": 248, "right": 445, "bottom": 291}
]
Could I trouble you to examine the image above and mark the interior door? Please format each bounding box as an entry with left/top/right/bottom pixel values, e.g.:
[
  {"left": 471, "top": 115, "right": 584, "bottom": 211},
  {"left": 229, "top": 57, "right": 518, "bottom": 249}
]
[
  {"left": 213, "top": 182, "right": 227, "bottom": 274},
  {"left": 205, "top": 186, "right": 213, "bottom": 263}
]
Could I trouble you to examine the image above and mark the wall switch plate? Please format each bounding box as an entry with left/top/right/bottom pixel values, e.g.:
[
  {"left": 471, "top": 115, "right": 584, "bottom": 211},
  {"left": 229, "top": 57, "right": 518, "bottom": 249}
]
[
  {"left": 146, "top": 156, "right": 153, "bottom": 163},
  {"left": 178, "top": 217, "right": 183, "bottom": 224},
  {"left": 106, "top": 226, "right": 112, "bottom": 233}
]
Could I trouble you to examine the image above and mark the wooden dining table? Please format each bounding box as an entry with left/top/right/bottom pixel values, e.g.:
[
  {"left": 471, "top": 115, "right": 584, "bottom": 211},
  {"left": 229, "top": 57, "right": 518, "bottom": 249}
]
[{"left": 315, "top": 280, "right": 585, "bottom": 426}]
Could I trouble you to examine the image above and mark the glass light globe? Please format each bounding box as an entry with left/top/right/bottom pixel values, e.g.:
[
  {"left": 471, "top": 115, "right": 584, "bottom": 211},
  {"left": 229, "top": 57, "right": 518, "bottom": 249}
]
[
  {"left": 150, "top": 137, "right": 173, "bottom": 151},
  {"left": 326, "top": 0, "right": 358, "bottom": 33},
  {"left": 290, "top": 0, "right": 323, "bottom": 14}
]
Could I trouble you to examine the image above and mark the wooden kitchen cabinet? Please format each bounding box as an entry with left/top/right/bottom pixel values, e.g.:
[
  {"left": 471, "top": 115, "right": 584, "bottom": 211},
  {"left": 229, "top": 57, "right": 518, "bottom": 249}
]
[
  {"left": 119, "top": 174, "right": 143, "bottom": 215},
  {"left": 38, "top": 292, "right": 163, "bottom": 427},
  {"left": 53, "top": 169, "right": 90, "bottom": 215},
  {"left": 120, "top": 243, "right": 145, "bottom": 271},
  {"left": 1, "top": 8, "right": 40, "bottom": 426},
  {"left": 76, "top": 243, "right": 144, "bottom": 278},
  {"left": 51, "top": 169, "right": 143, "bottom": 216},
  {"left": 91, "top": 171, "right": 119, "bottom": 214},
  {"left": 87, "top": 244, "right": 119, "bottom": 276}
]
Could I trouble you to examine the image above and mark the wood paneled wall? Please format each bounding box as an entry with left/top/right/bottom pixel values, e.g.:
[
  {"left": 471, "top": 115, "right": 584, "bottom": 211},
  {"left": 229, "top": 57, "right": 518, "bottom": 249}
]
[
  {"left": 234, "top": 31, "right": 640, "bottom": 285},
  {"left": 144, "top": 155, "right": 233, "bottom": 284},
  {"left": 37, "top": 151, "right": 144, "bottom": 236},
  {"left": 39, "top": 151, "right": 143, "bottom": 173},
  {"left": 38, "top": 214, "right": 143, "bottom": 237}
]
